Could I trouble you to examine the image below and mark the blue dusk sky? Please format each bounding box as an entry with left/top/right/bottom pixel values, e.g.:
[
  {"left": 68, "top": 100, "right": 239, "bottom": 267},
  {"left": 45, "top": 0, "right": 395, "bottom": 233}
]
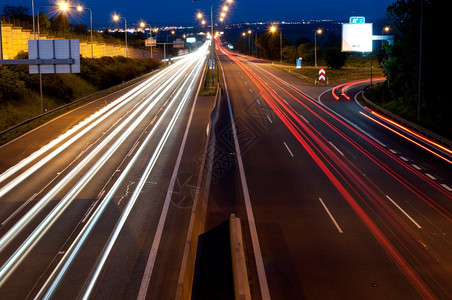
[{"left": 8, "top": 0, "right": 396, "bottom": 27}]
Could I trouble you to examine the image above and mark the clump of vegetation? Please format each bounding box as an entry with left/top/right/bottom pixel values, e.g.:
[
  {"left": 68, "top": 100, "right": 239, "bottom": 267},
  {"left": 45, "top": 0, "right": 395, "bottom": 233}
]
[
  {"left": 80, "top": 56, "right": 160, "bottom": 89},
  {"left": 0, "top": 52, "right": 161, "bottom": 133},
  {"left": 372, "top": 1, "right": 450, "bottom": 139}
]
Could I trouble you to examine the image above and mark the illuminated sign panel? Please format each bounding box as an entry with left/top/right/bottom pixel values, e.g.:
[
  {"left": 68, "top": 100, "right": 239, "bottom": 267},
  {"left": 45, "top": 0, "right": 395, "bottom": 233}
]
[
  {"left": 349, "top": 16, "right": 365, "bottom": 24},
  {"left": 342, "top": 23, "right": 373, "bottom": 52},
  {"left": 186, "top": 37, "right": 196, "bottom": 43}
]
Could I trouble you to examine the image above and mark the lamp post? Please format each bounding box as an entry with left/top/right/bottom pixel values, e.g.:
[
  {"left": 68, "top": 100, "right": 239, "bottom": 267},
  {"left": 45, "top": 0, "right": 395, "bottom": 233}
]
[
  {"left": 270, "top": 25, "right": 282, "bottom": 62},
  {"left": 314, "top": 28, "right": 322, "bottom": 67},
  {"left": 193, "top": 0, "right": 233, "bottom": 84},
  {"left": 113, "top": 14, "right": 128, "bottom": 57},
  {"left": 140, "top": 21, "right": 155, "bottom": 59},
  {"left": 248, "top": 29, "right": 252, "bottom": 56},
  {"left": 77, "top": 5, "right": 93, "bottom": 58}
]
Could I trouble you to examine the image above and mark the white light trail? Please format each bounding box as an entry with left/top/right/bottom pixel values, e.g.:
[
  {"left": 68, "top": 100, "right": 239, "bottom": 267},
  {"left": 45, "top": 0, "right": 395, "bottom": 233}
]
[
  {"left": 0, "top": 59, "right": 186, "bottom": 198},
  {"left": 38, "top": 44, "right": 208, "bottom": 299},
  {"left": 0, "top": 46, "right": 208, "bottom": 287}
]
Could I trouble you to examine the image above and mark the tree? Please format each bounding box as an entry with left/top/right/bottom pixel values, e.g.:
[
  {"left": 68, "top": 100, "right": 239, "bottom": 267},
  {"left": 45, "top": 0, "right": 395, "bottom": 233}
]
[
  {"left": 2, "top": 5, "right": 32, "bottom": 22},
  {"left": 282, "top": 45, "right": 298, "bottom": 63},
  {"left": 297, "top": 43, "right": 315, "bottom": 66},
  {"left": 73, "top": 24, "right": 88, "bottom": 34},
  {"left": 325, "top": 47, "right": 346, "bottom": 69},
  {"left": 0, "top": 67, "right": 28, "bottom": 102},
  {"left": 382, "top": 0, "right": 450, "bottom": 136},
  {"left": 38, "top": 12, "right": 51, "bottom": 33},
  {"left": 51, "top": 14, "right": 71, "bottom": 34}
]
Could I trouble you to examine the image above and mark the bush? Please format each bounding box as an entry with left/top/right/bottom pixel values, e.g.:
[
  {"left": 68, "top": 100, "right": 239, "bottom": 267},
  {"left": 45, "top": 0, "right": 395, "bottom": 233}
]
[
  {"left": 325, "top": 47, "right": 347, "bottom": 69},
  {"left": 0, "top": 67, "right": 28, "bottom": 101}
]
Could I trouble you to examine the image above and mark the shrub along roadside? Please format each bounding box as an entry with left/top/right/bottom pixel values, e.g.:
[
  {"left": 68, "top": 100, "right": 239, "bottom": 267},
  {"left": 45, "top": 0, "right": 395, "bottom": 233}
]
[{"left": 0, "top": 53, "right": 161, "bottom": 136}]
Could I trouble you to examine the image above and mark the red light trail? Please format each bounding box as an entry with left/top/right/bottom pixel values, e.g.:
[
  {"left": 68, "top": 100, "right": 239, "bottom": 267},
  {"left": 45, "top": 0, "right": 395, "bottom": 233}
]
[{"left": 218, "top": 40, "right": 452, "bottom": 298}]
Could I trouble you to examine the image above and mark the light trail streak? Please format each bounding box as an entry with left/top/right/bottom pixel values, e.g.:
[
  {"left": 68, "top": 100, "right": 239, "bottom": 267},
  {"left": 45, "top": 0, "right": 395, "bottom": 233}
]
[
  {"left": 81, "top": 52, "right": 206, "bottom": 299},
  {"left": 219, "top": 43, "right": 439, "bottom": 298},
  {"left": 0, "top": 59, "right": 187, "bottom": 199},
  {"left": 0, "top": 47, "right": 206, "bottom": 288},
  {"left": 36, "top": 45, "right": 208, "bottom": 298},
  {"left": 365, "top": 108, "right": 452, "bottom": 157},
  {"left": 242, "top": 52, "right": 452, "bottom": 205},
  {"left": 238, "top": 48, "right": 452, "bottom": 225},
  {"left": 360, "top": 111, "right": 452, "bottom": 165}
]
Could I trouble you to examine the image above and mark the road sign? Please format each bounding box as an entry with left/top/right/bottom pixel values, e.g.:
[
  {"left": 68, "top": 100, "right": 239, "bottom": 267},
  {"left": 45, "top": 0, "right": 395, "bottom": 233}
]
[
  {"left": 145, "top": 37, "right": 156, "bottom": 47},
  {"left": 296, "top": 58, "right": 302, "bottom": 69},
  {"left": 349, "top": 16, "right": 365, "bottom": 24},
  {"left": 209, "top": 59, "right": 215, "bottom": 70},
  {"left": 173, "top": 38, "right": 185, "bottom": 49},
  {"left": 28, "top": 39, "right": 80, "bottom": 74},
  {"left": 319, "top": 68, "right": 326, "bottom": 81},
  {"left": 342, "top": 23, "right": 373, "bottom": 52}
]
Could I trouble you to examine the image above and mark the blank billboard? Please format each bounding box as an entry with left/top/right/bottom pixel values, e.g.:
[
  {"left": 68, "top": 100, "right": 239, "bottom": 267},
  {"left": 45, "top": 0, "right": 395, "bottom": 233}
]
[
  {"left": 342, "top": 23, "right": 373, "bottom": 52},
  {"left": 29, "top": 39, "right": 80, "bottom": 74}
]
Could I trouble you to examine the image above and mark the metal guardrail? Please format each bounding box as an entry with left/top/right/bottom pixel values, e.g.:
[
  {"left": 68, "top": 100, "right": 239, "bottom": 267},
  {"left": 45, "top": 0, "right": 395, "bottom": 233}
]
[
  {"left": 0, "top": 71, "right": 157, "bottom": 141},
  {"left": 361, "top": 91, "right": 452, "bottom": 150}
]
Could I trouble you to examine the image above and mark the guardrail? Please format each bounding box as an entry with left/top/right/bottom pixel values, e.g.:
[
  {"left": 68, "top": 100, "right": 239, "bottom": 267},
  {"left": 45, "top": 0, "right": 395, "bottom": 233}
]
[
  {"left": 0, "top": 71, "right": 157, "bottom": 142},
  {"left": 361, "top": 91, "right": 452, "bottom": 150},
  {"left": 176, "top": 57, "right": 251, "bottom": 299}
]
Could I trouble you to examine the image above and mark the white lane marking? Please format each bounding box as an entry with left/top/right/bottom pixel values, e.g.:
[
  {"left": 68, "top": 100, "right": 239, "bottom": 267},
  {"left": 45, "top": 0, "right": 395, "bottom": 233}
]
[
  {"left": 32, "top": 48, "right": 209, "bottom": 298},
  {"left": 386, "top": 195, "right": 422, "bottom": 229},
  {"left": 411, "top": 164, "right": 422, "bottom": 170},
  {"left": 425, "top": 173, "right": 436, "bottom": 180},
  {"left": 137, "top": 55, "right": 208, "bottom": 299},
  {"left": 441, "top": 184, "right": 452, "bottom": 192},
  {"left": 329, "top": 141, "right": 344, "bottom": 156},
  {"left": 283, "top": 142, "right": 294, "bottom": 157},
  {"left": 319, "top": 198, "right": 343, "bottom": 233}
]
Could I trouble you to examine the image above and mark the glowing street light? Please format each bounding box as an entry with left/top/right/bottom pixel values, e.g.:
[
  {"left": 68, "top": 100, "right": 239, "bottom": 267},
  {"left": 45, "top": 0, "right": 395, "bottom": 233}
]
[
  {"left": 113, "top": 13, "right": 128, "bottom": 57},
  {"left": 58, "top": 1, "right": 69, "bottom": 12}
]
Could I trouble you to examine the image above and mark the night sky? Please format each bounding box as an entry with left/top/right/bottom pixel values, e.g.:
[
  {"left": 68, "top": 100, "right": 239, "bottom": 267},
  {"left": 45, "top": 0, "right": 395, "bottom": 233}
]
[{"left": 10, "top": 0, "right": 396, "bottom": 27}]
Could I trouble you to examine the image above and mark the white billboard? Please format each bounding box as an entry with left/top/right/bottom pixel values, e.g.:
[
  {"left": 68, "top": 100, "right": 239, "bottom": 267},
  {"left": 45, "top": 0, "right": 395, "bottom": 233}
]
[
  {"left": 29, "top": 39, "right": 80, "bottom": 74},
  {"left": 145, "top": 37, "right": 156, "bottom": 46},
  {"left": 342, "top": 23, "right": 373, "bottom": 52}
]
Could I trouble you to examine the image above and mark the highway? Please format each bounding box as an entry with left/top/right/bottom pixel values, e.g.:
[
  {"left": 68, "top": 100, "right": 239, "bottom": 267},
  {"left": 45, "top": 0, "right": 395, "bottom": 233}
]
[
  {"left": 0, "top": 43, "right": 211, "bottom": 298},
  {"left": 1, "top": 37, "right": 451, "bottom": 300},
  {"left": 212, "top": 42, "right": 452, "bottom": 299}
]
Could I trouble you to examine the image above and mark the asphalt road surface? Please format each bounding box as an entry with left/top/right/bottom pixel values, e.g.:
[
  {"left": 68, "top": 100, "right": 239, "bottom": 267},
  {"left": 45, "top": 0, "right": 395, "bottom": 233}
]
[
  {"left": 209, "top": 42, "right": 452, "bottom": 299},
  {"left": 0, "top": 43, "right": 212, "bottom": 299},
  {"left": 1, "top": 39, "right": 451, "bottom": 299}
]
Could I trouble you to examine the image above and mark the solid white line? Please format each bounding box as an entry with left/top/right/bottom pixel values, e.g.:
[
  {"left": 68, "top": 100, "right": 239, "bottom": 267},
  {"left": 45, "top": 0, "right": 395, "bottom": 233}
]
[
  {"left": 319, "top": 198, "right": 343, "bottom": 233},
  {"left": 386, "top": 195, "right": 422, "bottom": 229},
  {"left": 38, "top": 50, "right": 207, "bottom": 299},
  {"left": 220, "top": 58, "right": 271, "bottom": 299},
  {"left": 137, "top": 56, "right": 207, "bottom": 299}
]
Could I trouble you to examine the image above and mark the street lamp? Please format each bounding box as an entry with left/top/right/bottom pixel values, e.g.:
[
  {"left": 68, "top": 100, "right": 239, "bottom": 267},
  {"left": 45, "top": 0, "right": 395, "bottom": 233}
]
[
  {"left": 314, "top": 28, "right": 322, "bottom": 67},
  {"left": 140, "top": 21, "right": 155, "bottom": 58},
  {"left": 247, "top": 29, "right": 252, "bottom": 56},
  {"left": 270, "top": 24, "right": 282, "bottom": 62},
  {"left": 76, "top": 5, "right": 93, "bottom": 58},
  {"left": 113, "top": 14, "right": 128, "bottom": 57}
]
